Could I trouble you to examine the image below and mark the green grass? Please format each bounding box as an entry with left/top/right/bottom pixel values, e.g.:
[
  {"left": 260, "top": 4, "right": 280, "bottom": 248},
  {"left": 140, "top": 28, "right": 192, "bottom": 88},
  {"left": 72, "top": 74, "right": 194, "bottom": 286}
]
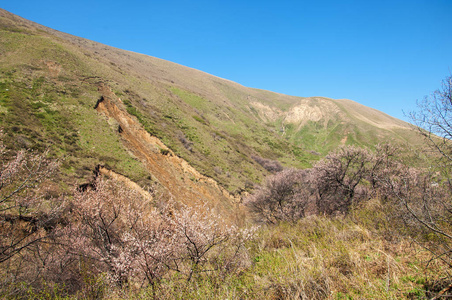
[
  {"left": 0, "top": 13, "right": 426, "bottom": 195},
  {"left": 0, "top": 58, "right": 149, "bottom": 188}
]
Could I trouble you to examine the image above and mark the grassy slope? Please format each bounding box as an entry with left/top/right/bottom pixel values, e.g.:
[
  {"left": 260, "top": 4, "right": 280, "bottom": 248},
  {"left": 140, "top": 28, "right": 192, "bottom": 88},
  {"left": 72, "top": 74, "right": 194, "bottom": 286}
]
[
  {"left": 0, "top": 8, "right": 423, "bottom": 196},
  {"left": 0, "top": 23, "right": 150, "bottom": 189},
  {"left": 1, "top": 10, "right": 445, "bottom": 300}
]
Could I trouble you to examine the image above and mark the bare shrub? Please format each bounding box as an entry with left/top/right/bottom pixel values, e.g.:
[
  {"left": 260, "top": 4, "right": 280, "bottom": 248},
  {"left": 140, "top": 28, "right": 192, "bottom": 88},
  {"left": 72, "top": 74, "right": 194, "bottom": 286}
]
[
  {"left": 377, "top": 164, "right": 452, "bottom": 267},
  {"left": 409, "top": 75, "right": 452, "bottom": 172},
  {"left": 246, "top": 145, "right": 400, "bottom": 223},
  {"left": 380, "top": 75, "right": 452, "bottom": 281},
  {"left": 213, "top": 166, "right": 223, "bottom": 174},
  {"left": 313, "top": 145, "right": 399, "bottom": 215},
  {"left": 312, "top": 146, "right": 375, "bottom": 214},
  {"left": 176, "top": 131, "right": 193, "bottom": 152},
  {"left": 251, "top": 155, "right": 283, "bottom": 173},
  {"left": 245, "top": 168, "right": 314, "bottom": 224}
]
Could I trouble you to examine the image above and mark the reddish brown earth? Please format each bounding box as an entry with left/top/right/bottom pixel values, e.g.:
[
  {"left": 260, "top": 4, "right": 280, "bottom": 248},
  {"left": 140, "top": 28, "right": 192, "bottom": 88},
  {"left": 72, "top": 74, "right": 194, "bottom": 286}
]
[{"left": 95, "top": 84, "right": 242, "bottom": 222}]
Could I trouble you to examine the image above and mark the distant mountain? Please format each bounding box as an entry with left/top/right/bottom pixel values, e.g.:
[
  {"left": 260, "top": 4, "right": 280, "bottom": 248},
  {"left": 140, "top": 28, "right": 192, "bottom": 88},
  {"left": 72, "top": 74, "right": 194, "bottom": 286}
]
[{"left": 0, "top": 8, "right": 421, "bottom": 217}]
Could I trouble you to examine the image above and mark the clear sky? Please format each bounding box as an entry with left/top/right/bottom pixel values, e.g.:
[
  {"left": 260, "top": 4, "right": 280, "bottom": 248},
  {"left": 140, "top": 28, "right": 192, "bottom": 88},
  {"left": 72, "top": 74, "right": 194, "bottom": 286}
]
[{"left": 2, "top": 1, "right": 452, "bottom": 121}]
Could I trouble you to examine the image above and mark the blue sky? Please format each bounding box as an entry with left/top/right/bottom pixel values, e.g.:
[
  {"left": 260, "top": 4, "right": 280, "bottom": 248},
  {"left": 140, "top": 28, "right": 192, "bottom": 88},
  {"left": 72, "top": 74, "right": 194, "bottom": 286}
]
[{"left": 2, "top": 1, "right": 451, "bottom": 121}]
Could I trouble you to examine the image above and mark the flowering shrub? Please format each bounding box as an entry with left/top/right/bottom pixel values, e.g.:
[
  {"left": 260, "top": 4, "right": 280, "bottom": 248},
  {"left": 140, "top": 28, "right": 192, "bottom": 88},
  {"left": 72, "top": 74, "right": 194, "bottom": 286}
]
[
  {"left": 0, "top": 130, "right": 67, "bottom": 297},
  {"left": 0, "top": 130, "right": 63, "bottom": 263},
  {"left": 66, "top": 177, "right": 255, "bottom": 287},
  {"left": 165, "top": 203, "right": 255, "bottom": 281}
]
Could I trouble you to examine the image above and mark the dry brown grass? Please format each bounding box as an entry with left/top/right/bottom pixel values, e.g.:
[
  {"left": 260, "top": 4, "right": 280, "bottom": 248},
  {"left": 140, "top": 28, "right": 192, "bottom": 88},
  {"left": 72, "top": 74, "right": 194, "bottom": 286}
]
[{"left": 244, "top": 215, "right": 442, "bottom": 299}]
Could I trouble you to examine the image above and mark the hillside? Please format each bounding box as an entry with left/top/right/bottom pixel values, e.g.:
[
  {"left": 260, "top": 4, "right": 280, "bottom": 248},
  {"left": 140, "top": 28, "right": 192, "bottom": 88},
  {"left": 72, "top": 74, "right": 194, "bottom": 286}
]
[
  {"left": 3, "top": 8, "right": 451, "bottom": 299},
  {"left": 0, "top": 8, "right": 421, "bottom": 214}
]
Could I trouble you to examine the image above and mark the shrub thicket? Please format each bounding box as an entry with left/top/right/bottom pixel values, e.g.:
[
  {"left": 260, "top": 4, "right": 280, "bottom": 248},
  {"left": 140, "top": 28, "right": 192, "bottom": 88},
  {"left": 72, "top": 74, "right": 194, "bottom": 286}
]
[
  {"left": 246, "top": 144, "right": 402, "bottom": 222},
  {"left": 0, "top": 130, "right": 255, "bottom": 297},
  {"left": 251, "top": 155, "right": 283, "bottom": 173}
]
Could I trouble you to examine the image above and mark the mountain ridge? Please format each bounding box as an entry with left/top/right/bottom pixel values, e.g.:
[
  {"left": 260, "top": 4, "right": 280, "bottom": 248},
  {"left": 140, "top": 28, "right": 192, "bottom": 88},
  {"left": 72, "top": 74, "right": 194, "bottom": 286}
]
[
  {"left": 0, "top": 8, "right": 422, "bottom": 217},
  {"left": 0, "top": 8, "right": 412, "bottom": 129}
]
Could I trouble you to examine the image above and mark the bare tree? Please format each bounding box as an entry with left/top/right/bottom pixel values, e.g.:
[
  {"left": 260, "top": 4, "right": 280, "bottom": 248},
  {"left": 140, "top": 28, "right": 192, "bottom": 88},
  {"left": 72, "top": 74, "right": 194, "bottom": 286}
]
[
  {"left": 367, "top": 75, "right": 452, "bottom": 296},
  {"left": 313, "top": 146, "right": 375, "bottom": 215},
  {"left": 406, "top": 75, "right": 452, "bottom": 236},
  {"left": 409, "top": 75, "right": 452, "bottom": 172},
  {"left": 379, "top": 75, "right": 452, "bottom": 273},
  {"left": 245, "top": 168, "right": 313, "bottom": 224}
]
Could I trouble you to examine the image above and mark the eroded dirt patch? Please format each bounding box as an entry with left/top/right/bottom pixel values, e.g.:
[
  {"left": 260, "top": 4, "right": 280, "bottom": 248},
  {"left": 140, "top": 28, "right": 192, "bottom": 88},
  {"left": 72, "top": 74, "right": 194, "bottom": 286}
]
[{"left": 95, "top": 84, "right": 240, "bottom": 221}]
